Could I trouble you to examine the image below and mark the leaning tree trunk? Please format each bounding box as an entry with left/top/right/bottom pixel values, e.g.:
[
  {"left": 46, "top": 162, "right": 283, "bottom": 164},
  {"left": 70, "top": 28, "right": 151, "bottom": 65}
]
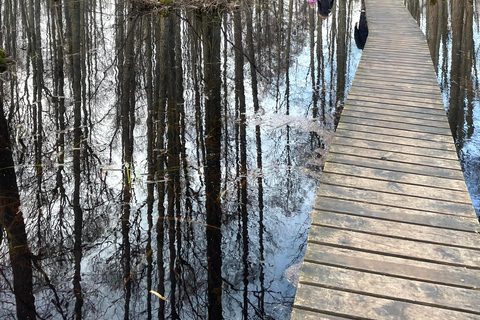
[{"left": 0, "top": 96, "right": 37, "bottom": 319}]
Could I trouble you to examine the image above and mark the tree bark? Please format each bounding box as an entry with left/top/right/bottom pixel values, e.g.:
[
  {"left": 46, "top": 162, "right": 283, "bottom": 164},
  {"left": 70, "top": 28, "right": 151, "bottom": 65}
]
[{"left": 0, "top": 96, "right": 37, "bottom": 319}]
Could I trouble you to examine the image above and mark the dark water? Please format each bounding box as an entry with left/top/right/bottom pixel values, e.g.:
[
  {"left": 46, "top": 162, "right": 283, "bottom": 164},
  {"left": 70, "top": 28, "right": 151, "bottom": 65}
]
[
  {"left": 0, "top": 1, "right": 363, "bottom": 319},
  {"left": 405, "top": 0, "right": 480, "bottom": 218}
]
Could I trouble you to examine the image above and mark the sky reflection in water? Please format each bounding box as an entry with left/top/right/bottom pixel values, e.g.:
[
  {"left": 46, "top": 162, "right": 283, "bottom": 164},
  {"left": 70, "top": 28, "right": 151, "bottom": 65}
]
[{"left": 0, "top": 0, "right": 363, "bottom": 319}]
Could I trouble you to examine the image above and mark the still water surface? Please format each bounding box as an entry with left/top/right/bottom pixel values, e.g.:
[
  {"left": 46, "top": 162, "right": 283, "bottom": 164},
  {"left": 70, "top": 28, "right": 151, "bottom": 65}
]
[
  {"left": 405, "top": 0, "right": 480, "bottom": 217},
  {"left": 2, "top": 0, "right": 478, "bottom": 318},
  {"left": 0, "top": 0, "right": 362, "bottom": 319}
]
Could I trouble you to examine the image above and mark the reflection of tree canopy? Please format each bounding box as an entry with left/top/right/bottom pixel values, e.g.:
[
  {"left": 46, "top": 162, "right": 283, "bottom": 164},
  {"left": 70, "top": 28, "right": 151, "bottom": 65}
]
[
  {"left": 0, "top": 0, "right": 361, "bottom": 318},
  {"left": 405, "top": 0, "right": 480, "bottom": 216}
]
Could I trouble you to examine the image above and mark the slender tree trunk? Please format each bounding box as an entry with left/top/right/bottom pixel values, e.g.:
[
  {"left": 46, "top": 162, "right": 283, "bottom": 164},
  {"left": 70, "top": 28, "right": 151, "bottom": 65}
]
[
  {"left": 449, "top": 0, "right": 466, "bottom": 142},
  {"left": 155, "top": 15, "right": 167, "bottom": 320},
  {"left": 65, "top": 0, "right": 84, "bottom": 317},
  {"left": 145, "top": 14, "right": 154, "bottom": 320},
  {"left": 203, "top": 11, "right": 223, "bottom": 320},
  {"left": 335, "top": 0, "right": 347, "bottom": 126}
]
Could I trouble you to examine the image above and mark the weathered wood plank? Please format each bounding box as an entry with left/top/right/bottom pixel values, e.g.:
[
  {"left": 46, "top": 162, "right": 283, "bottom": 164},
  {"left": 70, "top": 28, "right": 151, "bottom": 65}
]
[
  {"left": 299, "top": 263, "right": 480, "bottom": 314},
  {"left": 351, "top": 76, "right": 441, "bottom": 91},
  {"left": 323, "top": 162, "right": 467, "bottom": 191},
  {"left": 332, "top": 135, "right": 458, "bottom": 159},
  {"left": 361, "top": 48, "right": 433, "bottom": 59},
  {"left": 320, "top": 172, "right": 471, "bottom": 204},
  {"left": 336, "top": 122, "right": 454, "bottom": 143},
  {"left": 312, "top": 211, "right": 479, "bottom": 248},
  {"left": 341, "top": 109, "right": 450, "bottom": 129},
  {"left": 329, "top": 144, "right": 463, "bottom": 172},
  {"left": 346, "top": 93, "right": 446, "bottom": 110},
  {"left": 308, "top": 225, "right": 480, "bottom": 268},
  {"left": 293, "top": 285, "right": 479, "bottom": 320},
  {"left": 327, "top": 152, "right": 464, "bottom": 180},
  {"left": 360, "top": 53, "right": 434, "bottom": 63},
  {"left": 303, "top": 244, "right": 480, "bottom": 289},
  {"left": 344, "top": 100, "right": 448, "bottom": 121},
  {"left": 318, "top": 184, "right": 473, "bottom": 216},
  {"left": 352, "top": 74, "right": 441, "bottom": 87},
  {"left": 334, "top": 128, "right": 457, "bottom": 152},
  {"left": 350, "top": 84, "right": 443, "bottom": 99},
  {"left": 340, "top": 115, "right": 453, "bottom": 135},
  {"left": 343, "top": 105, "right": 448, "bottom": 122},
  {"left": 357, "top": 63, "right": 437, "bottom": 76},
  {"left": 315, "top": 198, "right": 480, "bottom": 232},
  {"left": 344, "top": 99, "right": 448, "bottom": 116}
]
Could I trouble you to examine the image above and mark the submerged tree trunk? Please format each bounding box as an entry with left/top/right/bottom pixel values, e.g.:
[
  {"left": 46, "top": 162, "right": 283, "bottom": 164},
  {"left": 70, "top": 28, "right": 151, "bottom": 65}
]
[
  {"left": 0, "top": 96, "right": 37, "bottom": 319},
  {"left": 203, "top": 11, "right": 223, "bottom": 320},
  {"left": 65, "top": 0, "right": 84, "bottom": 317}
]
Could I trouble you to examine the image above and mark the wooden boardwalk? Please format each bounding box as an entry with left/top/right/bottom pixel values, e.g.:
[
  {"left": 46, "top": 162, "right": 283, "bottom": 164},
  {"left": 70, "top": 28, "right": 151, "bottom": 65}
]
[{"left": 291, "top": 0, "right": 480, "bottom": 319}]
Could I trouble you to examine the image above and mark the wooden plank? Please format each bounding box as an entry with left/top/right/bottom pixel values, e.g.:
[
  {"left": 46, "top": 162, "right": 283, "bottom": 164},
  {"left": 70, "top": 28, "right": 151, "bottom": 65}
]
[
  {"left": 352, "top": 73, "right": 441, "bottom": 86},
  {"left": 299, "top": 263, "right": 480, "bottom": 314},
  {"left": 346, "top": 93, "right": 446, "bottom": 110},
  {"left": 343, "top": 105, "right": 448, "bottom": 122},
  {"left": 334, "top": 128, "right": 457, "bottom": 152},
  {"left": 327, "top": 152, "right": 464, "bottom": 180},
  {"left": 307, "top": 225, "right": 480, "bottom": 268},
  {"left": 323, "top": 162, "right": 467, "bottom": 191},
  {"left": 320, "top": 172, "right": 472, "bottom": 204},
  {"left": 344, "top": 99, "right": 448, "bottom": 116},
  {"left": 351, "top": 76, "right": 441, "bottom": 90},
  {"left": 362, "top": 48, "right": 432, "bottom": 58},
  {"left": 357, "top": 62, "right": 436, "bottom": 73},
  {"left": 315, "top": 198, "right": 480, "bottom": 232},
  {"left": 346, "top": 89, "right": 445, "bottom": 106},
  {"left": 349, "top": 88, "right": 443, "bottom": 103},
  {"left": 293, "top": 285, "right": 479, "bottom": 320},
  {"left": 303, "top": 244, "right": 480, "bottom": 289},
  {"left": 332, "top": 135, "right": 458, "bottom": 159},
  {"left": 312, "top": 211, "right": 479, "bottom": 248},
  {"left": 353, "top": 72, "right": 438, "bottom": 85},
  {"left": 360, "top": 54, "right": 434, "bottom": 64},
  {"left": 329, "top": 144, "right": 463, "bottom": 172},
  {"left": 318, "top": 184, "right": 474, "bottom": 216},
  {"left": 340, "top": 115, "right": 453, "bottom": 136},
  {"left": 341, "top": 109, "right": 450, "bottom": 129},
  {"left": 336, "top": 122, "right": 454, "bottom": 143},
  {"left": 350, "top": 84, "right": 443, "bottom": 99},
  {"left": 356, "top": 63, "right": 437, "bottom": 76}
]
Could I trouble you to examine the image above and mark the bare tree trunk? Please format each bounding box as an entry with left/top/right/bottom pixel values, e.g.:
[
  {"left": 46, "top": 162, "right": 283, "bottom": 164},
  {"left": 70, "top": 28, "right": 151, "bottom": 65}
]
[
  {"left": 154, "top": 15, "right": 167, "bottom": 320},
  {"left": 164, "top": 14, "right": 181, "bottom": 320},
  {"left": 51, "top": 0, "right": 67, "bottom": 242},
  {"left": 65, "top": 0, "right": 84, "bottom": 317},
  {"left": 335, "top": 0, "right": 347, "bottom": 126},
  {"left": 0, "top": 96, "right": 37, "bottom": 319},
  {"left": 203, "top": 11, "right": 223, "bottom": 320},
  {"left": 119, "top": 3, "right": 136, "bottom": 318},
  {"left": 449, "top": 0, "right": 466, "bottom": 143},
  {"left": 233, "top": 9, "right": 250, "bottom": 320},
  {"left": 144, "top": 14, "right": 154, "bottom": 320}
]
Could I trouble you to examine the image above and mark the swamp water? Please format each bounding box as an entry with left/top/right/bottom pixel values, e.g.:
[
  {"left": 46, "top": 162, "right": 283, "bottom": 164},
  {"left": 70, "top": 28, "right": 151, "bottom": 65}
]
[
  {"left": 3, "top": 0, "right": 479, "bottom": 318},
  {"left": 0, "top": 0, "right": 363, "bottom": 319},
  {"left": 405, "top": 0, "right": 480, "bottom": 217}
]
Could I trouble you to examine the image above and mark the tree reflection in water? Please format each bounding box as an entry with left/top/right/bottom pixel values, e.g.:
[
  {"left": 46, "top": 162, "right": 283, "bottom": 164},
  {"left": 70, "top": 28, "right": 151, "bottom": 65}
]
[
  {"left": 0, "top": 0, "right": 363, "bottom": 318},
  {"left": 405, "top": 0, "right": 480, "bottom": 217}
]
